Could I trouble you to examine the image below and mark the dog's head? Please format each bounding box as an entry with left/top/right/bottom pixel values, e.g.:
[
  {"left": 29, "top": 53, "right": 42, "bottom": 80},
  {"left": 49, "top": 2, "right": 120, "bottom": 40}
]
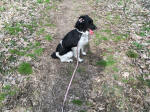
[{"left": 75, "top": 15, "right": 97, "bottom": 32}]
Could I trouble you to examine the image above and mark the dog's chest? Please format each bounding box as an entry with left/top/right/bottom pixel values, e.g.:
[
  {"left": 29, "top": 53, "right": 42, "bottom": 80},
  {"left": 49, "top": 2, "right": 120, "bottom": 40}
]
[{"left": 78, "top": 33, "right": 89, "bottom": 47}]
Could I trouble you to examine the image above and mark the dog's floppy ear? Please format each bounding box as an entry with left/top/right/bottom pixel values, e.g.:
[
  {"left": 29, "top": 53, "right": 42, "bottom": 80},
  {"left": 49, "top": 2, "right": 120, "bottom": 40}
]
[
  {"left": 78, "top": 18, "right": 84, "bottom": 23},
  {"left": 75, "top": 16, "right": 86, "bottom": 31}
]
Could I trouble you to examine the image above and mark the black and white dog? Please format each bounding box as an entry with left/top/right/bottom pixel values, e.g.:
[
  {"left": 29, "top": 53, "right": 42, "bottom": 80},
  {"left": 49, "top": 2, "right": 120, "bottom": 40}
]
[{"left": 51, "top": 15, "right": 97, "bottom": 62}]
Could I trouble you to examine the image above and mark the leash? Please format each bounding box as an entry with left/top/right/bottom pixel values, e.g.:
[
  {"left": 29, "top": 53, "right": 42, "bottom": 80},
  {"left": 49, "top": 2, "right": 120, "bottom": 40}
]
[{"left": 61, "top": 45, "right": 79, "bottom": 112}]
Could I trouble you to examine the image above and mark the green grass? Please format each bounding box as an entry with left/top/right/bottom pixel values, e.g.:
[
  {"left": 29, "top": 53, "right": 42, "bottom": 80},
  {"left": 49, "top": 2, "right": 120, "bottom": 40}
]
[
  {"left": 9, "top": 49, "right": 25, "bottom": 56},
  {"left": 17, "top": 62, "right": 33, "bottom": 75},
  {"left": 137, "top": 23, "right": 150, "bottom": 37},
  {"left": 117, "top": 0, "right": 123, "bottom": 6},
  {"left": 10, "top": 40, "right": 17, "bottom": 46},
  {"left": 96, "top": 60, "right": 107, "bottom": 67},
  {"left": 0, "top": 93, "right": 7, "bottom": 101},
  {"left": 145, "top": 79, "right": 150, "bottom": 87},
  {"left": 137, "top": 32, "right": 146, "bottom": 37},
  {"left": 101, "top": 29, "right": 112, "bottom": 34},
  {"left": 94, "top": 32, "right": 109, "bottom": 45},
  {"left": 26, "top": 53, "right": 36, "bottom": 59},
  {"left": 44, "top": 35, "right": 52, "bottom": 41},
  {"left": 0, "top": 85, "right": 18, "bottom": 102},
  {"left": 4, "top": 23, "right": 23, "bottom": 35},
  {"left": 37, "top": 0, "right": 50, "bottom": 3},
  {"left": 4, "top": 22, "right": 37, "bottom": 35},
  {"left": 85, "top": 101, "right": 93, "bottom": 106},
  {"left": 113, "top": 35, "right": 122, "bottom": 42},
  {"left": 45, "top": 23, "right": 56, "bottom": 27},
  {"left": 126, "top": 50, "right": 138, "bottom": 58},
  {"left": 2, "top": 85, "right": 11, "bottom": 90},
  {"left": 137, "top": 74, "right": 150, "bottom": 87},
  {"left": 34, "top": 41, "right": 41, "bottom": 47},
  {"left": 113, "top": 74, "right": 119, "bottom": 80},
  {"left": 112, "top": 33, "right": 128, "bottom": 42},
  {"left": 37, "top": 28, "right": 45, "bottom": 35},
  {"left": 106, "top": 55, "right": 116, "bottom": 66},
  {"left": 147, "top": 40, "right": 150, "bottom": 43},
  {"left": 34, "top": 48, "right": 44, "bottom": 56},
  {"left": 45, "top": 0, "right": 50, "bottom": 3},
  {"left": 23, "top": 24, "right": 35, "bottom": 33},
  {"left": 0, "top": 6, "right": 5, "bottom": 11},
  {"left": 132, "top": 42, "right": 143, "bottom": 49},
  {"left": 72, "top": 99, "right": 83, "bottom": 106},
  {"left": 37, "top": 0, "right": 43, "bottom": 3},
  {"left": 112, "top": 67, "right": 119, "bottom": 72},
  {"left": 96, "top": 55, "right": 116, "bottom": 67}
]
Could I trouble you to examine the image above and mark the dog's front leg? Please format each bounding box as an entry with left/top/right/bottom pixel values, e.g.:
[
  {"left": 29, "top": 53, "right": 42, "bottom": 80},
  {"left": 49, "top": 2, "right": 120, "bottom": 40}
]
[
  {"left": 72, "top": 47, "right": 83, "bottom": 62},
  {"left": 81, "top": 46, "right": 87, "bottom": 56}
]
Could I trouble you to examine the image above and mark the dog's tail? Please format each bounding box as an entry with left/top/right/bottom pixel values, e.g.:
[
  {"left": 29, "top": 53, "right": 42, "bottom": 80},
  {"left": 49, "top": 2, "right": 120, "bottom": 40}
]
[{"left": 51, "top": 52, "right": 58, "bottom": 59}]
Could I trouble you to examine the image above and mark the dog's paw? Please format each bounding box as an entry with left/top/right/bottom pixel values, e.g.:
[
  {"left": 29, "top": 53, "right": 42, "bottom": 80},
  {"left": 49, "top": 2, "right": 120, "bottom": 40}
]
[
  {"left": 82, "top": 52, "right": 87, "bottom": 56},
  {"left": 78, "top": 58, "right": 83, "bottom": 62},
  {"left": 67, "top": 59, "right": 73, "bottom": 63}
]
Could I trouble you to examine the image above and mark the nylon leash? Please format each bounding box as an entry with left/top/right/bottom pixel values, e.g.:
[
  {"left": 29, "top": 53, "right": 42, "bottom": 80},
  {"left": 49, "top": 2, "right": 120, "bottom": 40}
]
[{"left": 61, "top": 45, "right": 79, "bottom": 112}]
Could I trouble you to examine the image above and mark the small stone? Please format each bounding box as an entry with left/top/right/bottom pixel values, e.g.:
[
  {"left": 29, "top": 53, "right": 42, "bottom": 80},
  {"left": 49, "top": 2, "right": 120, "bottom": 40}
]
[
  {"left": 140, "top": 64, "right": 146, "bottom": 69},
  {"left": 142, "top": 54, "right": 148, "bottom": 59},
  {"left": 122, "top": 72, "right": 129, "bottom": 78},
  {"left": 145, "top": 97, "right": 150, "bottom": 103},
  {"left": 91, "top": 92, "right": 97, "bottom": 99},
  {"left": 98, "top": 107, "right": 105, "bottom": 111}
]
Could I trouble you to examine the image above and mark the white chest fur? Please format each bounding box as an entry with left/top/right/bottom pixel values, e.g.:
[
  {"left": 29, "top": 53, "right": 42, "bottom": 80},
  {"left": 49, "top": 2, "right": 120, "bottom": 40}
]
[
  {"left": 78, "top": 31, "right": 89, "bottom": 47},
  {"left": 71, "top": 31, "right": 89, "bottom": 62}
]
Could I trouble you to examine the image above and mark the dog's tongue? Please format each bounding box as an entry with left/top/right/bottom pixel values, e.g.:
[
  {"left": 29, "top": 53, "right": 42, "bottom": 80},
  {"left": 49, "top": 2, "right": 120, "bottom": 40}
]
[{"left": 89, "top": 29, "right": 94, "bottom": 35}]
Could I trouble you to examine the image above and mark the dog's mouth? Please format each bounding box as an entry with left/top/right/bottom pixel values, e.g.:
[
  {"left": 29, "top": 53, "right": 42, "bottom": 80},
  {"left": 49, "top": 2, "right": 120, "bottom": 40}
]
[{"left": 89, "top": 29, "right": 94, "bottom": 35}]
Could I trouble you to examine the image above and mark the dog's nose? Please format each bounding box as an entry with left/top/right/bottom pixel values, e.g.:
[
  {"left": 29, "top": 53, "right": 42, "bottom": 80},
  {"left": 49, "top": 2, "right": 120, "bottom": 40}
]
[{"left": 93, "top": 25, "right": 97, "bottom": 30}]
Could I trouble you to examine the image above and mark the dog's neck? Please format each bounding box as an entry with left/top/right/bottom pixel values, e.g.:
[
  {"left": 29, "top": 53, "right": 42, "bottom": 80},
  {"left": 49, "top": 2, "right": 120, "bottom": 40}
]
[{"left": 76, "top": 29, "right": 89, "bottom": 35}]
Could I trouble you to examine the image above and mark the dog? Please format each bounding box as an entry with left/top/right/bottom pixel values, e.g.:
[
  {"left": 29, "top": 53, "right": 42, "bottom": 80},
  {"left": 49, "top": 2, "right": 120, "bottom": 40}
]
[{"left": 51, "top": 15, "right": 97, "bottom": 62}]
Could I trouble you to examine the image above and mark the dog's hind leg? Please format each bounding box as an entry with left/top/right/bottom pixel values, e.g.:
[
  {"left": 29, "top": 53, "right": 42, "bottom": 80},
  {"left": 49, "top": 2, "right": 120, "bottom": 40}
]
[{"left": 56, "top": 52, "right": 73, "bottom": 63}]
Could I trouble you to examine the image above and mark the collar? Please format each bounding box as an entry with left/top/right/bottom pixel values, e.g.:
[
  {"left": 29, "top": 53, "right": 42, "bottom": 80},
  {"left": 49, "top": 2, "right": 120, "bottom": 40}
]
[{"left": 76, "top": 29, "right": 89, "bottom": 35}]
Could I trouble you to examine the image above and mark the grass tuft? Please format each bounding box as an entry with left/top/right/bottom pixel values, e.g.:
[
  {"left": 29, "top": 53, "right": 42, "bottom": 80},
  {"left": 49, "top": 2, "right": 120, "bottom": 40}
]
[
  {"left": 126, "top": 50, "right": 138, "bottom": 58},
  {"left": 34, "top": 48, "right": 44, "bottom": 56},
  {"left": 44, "top": 35, "right": 52, "bottom": 41},
  {"left": 18, "top": 62, "right": 32, "bottom": 75},
  {"left": 72, "top": 99, "right": 83, "bottom": 106},
  {"left": 96, "top": 60, "right": 107, "bottom": 66}
]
